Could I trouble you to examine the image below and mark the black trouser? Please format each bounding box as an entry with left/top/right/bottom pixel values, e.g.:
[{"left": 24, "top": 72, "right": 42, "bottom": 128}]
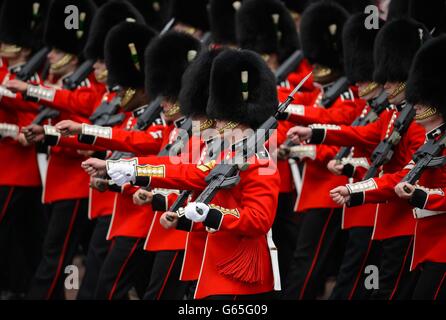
[
  {"left": 412, "top": 262, "right": 446, "bottom": 300},
  {"left": 27, "top": 198, "right": 91, "bottom": 300},
  {"left": 0, "top": 186, "right": 46, "bottom": 296},
  {"left": 95, "top": 237, "right": 154, "bottom": 300},
  {"left": 283, "top": 208, "right": 345, "bottom": 300},
  {"left": 272, "top": 192, "right": 300, "bottom": 289},
  {"left": 371, "top": 235, "right": 419, "bottom": 300},
  {"left": 143, "top": 250, "right": 189, "bottom": 300},
  {"left": 77, "top": 215, "right": 112, "bottom": 300},
  {"left": 330, "top": 227, "right": 381, "bottom": 300}
]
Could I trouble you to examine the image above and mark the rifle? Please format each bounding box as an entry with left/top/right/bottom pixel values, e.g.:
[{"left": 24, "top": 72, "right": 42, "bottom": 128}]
[
  {"left": 33, "top": 59, "right": 95, "bottom": 124},
  {"left": 190, "top": 73, "right": 312, "bottom": 206},
  {"left": 135, "top": 96, "right": 163, "bottom": 131},
  {"left": 334, "top": 90, "right": 389, "bottom": 161},
  {"left": 16, "top": 47, "right": 50, "bottom": 81},
  {"left": 166, "top": 74, "right": 312, "bottom": 221},
  {"left": 401, "top": 132, "right": 446, "bottom": 185},
  {"left": 201, "top": 31, "right": 212, "bottom": 46},
  {"left": 320, "top": 76, "right": 350, "bottom": 107},
  {"left": 62, "top": 59, "right": 95, "bottom": 90},
  {"left": 89, "top": 87, "right": 125, "bottom": 127},
  {"left": 108, "top": 98, "right": 163, "bottom": 160},
  {"left": 275, "top": 50, "right": 304, "bottom": 84},
  {"left": 363, "top": 103, "right": 416, "bottom": 180}
]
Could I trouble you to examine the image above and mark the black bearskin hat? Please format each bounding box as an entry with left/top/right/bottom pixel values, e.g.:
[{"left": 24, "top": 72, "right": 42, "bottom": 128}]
[
  {"left": 373, "top": 18, "right": 430, "bottom": 84},
  {"left": 299, "top": 0, "right": 349, "bottom": 71},
  {"left": 93, "top": 0, "right": 108, "bottom": 7},
  {"left": 282, "top": 0, "right": 311, "bottom": 14},
  {"left": 179, "top": 48, "right": 225, "bottom": 117},
  {"left": 168, "top": 0, "right": 210, "bottom": 32},
  {"left": 409, "top": 0, "right": 446, "bottom": 36},
  {"left": 0, "top": 0, "right": 50, "bottom": 50},
  {"left": 406, "top": 36, "right": 446, "bottom": 117},
  {"left": 236, "top": 0, "right": 299, "bottom": 63},
  {"left": 207, "top": 49, "right": 277, "bottom": 129},
  {"left": 44, "top": 0, "right": 97, "bottom": 55},
  {"left": 343, "top": 12, "right": 383, "bottom": 83},
  {"left": 84, "top": 0, "right": 145, "bottom": 61},
  {"left": 387, "top": 0, "right": 410, "bottom": 20},
  {"left": 145, "top": 31, "right": 203, "bottom": 101},
  {"left": 104, "top": 21, "right": 157, "bottom": 88},
  {"left": 126, "top": 0, "right": 170, "bottom": 31},
  {"left": 332, "top": 0, "right": 373, "bottom": 13},
  {"left": 209, "top": 0, "right": 242, "bottom": 45}
]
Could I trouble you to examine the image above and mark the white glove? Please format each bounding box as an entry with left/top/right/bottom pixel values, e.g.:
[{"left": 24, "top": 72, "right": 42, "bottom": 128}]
[
  {"left": 107, "top": 160, "right": 137, "bottom": 186},
  {"left": 109, "top": 171, "right": 130, "bottom": 186},
  {"left": 184, "top": 202, "right": 210, "bottom": 223}
]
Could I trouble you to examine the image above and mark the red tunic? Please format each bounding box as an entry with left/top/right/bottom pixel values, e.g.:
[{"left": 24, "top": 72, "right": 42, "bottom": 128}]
[
  {"left": 81, "top": 112, "right": 165, "bottom": 239},
  {"left": 0, "top": 66, "right": 41, "bottom": 187},
  {"left": 316, "top": 107, "right": 426, "bottom": 239},
  {"left": 410, "top": 165, "right": 446, "bottom": 269},
  {"left": 135, "top": 148, "right": 280, "bottom": 298},
  {"left": 44, "top": 91, "right": 119, "bottom": 219},
  {"left": 278, "top": 85, "right": 365, "bottom": 212},
  {"left": 358, "top": 128, "right": 446, "bottom": 269}
]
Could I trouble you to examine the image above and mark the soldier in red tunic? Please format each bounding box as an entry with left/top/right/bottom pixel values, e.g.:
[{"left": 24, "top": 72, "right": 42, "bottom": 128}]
[
  {"left": 5, "top": 0, "right": 100, "bottom": 300},
  {"left": 327, "top": 12, "right": 384, "bottom": 300},
  {"left": 0, "top": 0, "right": 50, "bottom": 299},
  {"left": 62, "top": 31, "right": 203, "bottom": 299},
  {"left": 281, "top": 1, "right": 362, "bottom": 300},
  {"left": 235, "top": 0, "right": 302, "bottom": 288},
  {"left": 99, "top": 49, "right": 281, "bottom": 299},
  {"left": 289, "top": 18, "right": 430, "bottom": 299},
  {"left": 36, "top": 0, "right": 149, "bottom": 300},
  {"left": 387, "top": 35, "right": 446, "bottom": 300}
]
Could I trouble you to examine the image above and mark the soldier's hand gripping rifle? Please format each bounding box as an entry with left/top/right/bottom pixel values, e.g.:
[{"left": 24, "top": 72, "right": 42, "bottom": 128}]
[
  {"left": 334, "top": 90, "right": 389, "bottom": 163},
  {"left": 189, "top": 72, "right": 312, "bottom": 208},
  {"left": 32, "top": 59, "right": 95, "bottom": 124},
  {"left": 363, "top": 103, "right": 416, "bottom": 180},
  {"left": 401, "top": 132, "right": 446, "bottom": 186}
]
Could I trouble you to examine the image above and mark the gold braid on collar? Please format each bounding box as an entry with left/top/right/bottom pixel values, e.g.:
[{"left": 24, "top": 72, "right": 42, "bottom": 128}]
[
  {"left": 388, "top": 82, "right": 406, "bottom": 100},
  {"left": 415, "top": 105, "right": 439, "bottom": 121}
]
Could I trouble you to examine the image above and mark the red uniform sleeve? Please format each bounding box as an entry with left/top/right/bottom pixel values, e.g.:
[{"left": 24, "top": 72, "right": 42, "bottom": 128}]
[
  {"left": 45, "top": 87, "right": 103, "bottom": 117},
  {"left": 309, "top": 112, "right": 389, "bottom": 154},
  {"left": 89, "top": 125, "right": 164, "bottom": 155},
  {"left": 133, "top": 156, "right": 210, "bottom": 191},
  {"left": 0, "top": 93, "right": 41, "bottom": 113},
  {"left": 346, "top": 169, "right": 409, "bottom": 206},
  {"left": 287, "top": 99, "right": 364, "bottom": 126}
]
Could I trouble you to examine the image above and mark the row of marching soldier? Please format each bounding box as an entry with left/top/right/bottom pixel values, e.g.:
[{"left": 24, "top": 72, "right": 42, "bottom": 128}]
[{"left": 0, "top": 0, "right": 445, "bottom": 301}]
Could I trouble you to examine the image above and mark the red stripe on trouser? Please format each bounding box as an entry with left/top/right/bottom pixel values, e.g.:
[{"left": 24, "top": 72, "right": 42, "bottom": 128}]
[
  {"left": 0, "top": 187, "right": 14, "bottom": 224},
  {"left": 108, "top": 238, "right": 141, "bottom": 300},
  {"left": 389, "top": 237, "right": 413, "bottom": 300},
  {"left": 299, "top": 208, "right": 334, "bottom": 300},
  {"left": 46, "top": 200, "right": 81, "bottom": 299},
  {"left": 156, "top": 251, "right": 179, "bottom": 300},
  {"left": 433, "top": 272, "right": 446, "bottom": 300},
  {"left": 348, "top": 238, "right": 373, "bottom": 300}
]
